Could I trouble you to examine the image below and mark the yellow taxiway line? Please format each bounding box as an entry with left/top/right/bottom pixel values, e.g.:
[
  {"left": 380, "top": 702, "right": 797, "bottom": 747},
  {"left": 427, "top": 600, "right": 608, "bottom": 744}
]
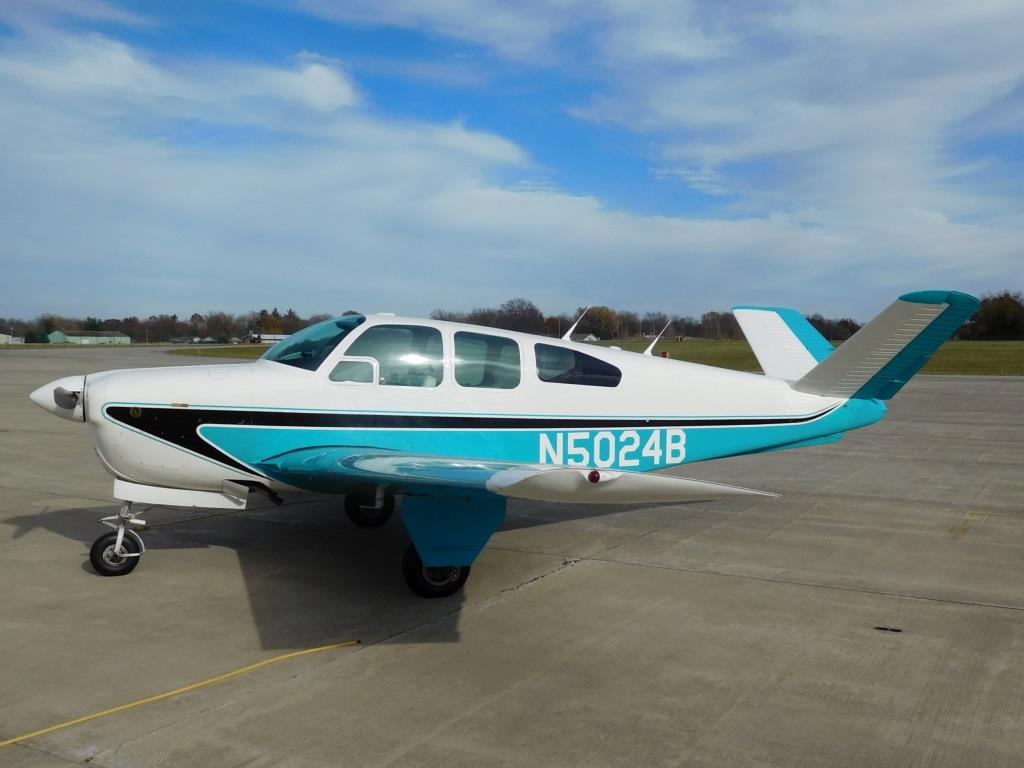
[{"left": 0, "top": 639, "right": 360, "bottom": 749}]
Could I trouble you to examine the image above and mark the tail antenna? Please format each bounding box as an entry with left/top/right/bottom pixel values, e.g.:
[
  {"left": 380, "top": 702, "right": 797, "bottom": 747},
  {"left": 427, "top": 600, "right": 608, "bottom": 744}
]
[
  {"left": 643, "top": 320, "right": 673, "bottom": 356},
  {"left": 561, "top": 306, "right": 592, "bottom": 341}
]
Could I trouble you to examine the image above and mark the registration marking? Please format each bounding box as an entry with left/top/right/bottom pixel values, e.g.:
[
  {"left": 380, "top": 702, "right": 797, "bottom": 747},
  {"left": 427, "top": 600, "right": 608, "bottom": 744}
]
[{"left": 539, "top": 428, "right": 686, "bottom": 468}]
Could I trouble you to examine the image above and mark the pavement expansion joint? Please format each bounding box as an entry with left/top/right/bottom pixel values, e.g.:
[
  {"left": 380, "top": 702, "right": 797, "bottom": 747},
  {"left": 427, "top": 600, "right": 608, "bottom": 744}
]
[
  {"left": 475, "top": 558, "right": 579, "bottom": 611},
  {"left": 10, "top": 741, "right": 82, "bottom": 768},
  {"left": 478, "top": 510, "right": 692, "bottom": 608},
  {"left": 590, "top": 556, "right": 1024, "bottom": 613},
  {"left": 803, "top": 488, "right": 1021, "bottom": 514}
]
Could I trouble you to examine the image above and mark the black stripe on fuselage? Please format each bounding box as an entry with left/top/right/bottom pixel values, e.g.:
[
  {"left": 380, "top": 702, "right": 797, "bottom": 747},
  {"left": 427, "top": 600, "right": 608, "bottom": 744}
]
[
  {"left": 104, "top": 404, "right": 840, "bottom": 475},
  {"left": 106, "top": 406, "right": 256, "bottom": 474}
]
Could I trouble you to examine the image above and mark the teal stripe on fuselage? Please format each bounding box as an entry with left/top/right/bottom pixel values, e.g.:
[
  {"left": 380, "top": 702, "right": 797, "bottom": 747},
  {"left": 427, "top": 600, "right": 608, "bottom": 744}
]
[{"left": 199, "top": 399, "right": 885, "bottom": 472}]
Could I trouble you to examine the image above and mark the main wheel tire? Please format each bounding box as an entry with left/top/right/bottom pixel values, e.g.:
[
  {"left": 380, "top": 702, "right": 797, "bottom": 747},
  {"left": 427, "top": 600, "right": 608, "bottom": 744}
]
[
  {"left": 344, "top": 493, "right": 395, "bottom": 528},
  {"left": 89, "top": 531, "right": 142, "bottom": 576},
  {"left": 402, "top": 544, "right": 470, "bottom": 598}
]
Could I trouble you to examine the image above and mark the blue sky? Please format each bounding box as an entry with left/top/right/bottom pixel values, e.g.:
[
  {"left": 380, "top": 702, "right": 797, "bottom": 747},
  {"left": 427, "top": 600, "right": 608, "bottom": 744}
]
[{"left": 0, "top": 0, "right": 1021, "bottom": 321}]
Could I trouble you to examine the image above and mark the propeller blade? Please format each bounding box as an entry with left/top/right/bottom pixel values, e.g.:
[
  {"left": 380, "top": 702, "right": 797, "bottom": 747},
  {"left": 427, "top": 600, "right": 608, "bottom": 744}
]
[{"left": 53, "top": 386, "right": 80, "bottom": 410}]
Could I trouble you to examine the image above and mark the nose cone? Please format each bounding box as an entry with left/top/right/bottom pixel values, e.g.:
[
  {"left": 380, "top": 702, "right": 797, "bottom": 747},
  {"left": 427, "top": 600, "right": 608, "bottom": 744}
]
[{"left": 29, "top": 375, "right": 87, "bottom": 421}]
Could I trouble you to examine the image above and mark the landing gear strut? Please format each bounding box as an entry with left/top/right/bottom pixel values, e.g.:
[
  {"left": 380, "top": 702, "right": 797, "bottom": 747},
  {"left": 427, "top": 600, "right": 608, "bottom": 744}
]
[
  {"left": 402, "top": 544, "right": 470, "bottom": 598},
  {"left": 344, "top": 492, "right": 395, "bottom": 528},
  {"left": 89, "top": 503, "right": 145, "bottom": 576}
]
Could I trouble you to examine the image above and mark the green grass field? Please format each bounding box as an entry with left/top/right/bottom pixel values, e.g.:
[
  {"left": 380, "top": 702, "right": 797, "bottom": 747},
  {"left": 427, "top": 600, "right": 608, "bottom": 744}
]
[
  {"left": 916, "top": 341, "right": 1024, "bottom": 375},
  {"left": 599, "top": 339, "right": 1024, "bottom": 376},
  {"left": 164, "top": 338, "right": 1024, "bottom": 375}
]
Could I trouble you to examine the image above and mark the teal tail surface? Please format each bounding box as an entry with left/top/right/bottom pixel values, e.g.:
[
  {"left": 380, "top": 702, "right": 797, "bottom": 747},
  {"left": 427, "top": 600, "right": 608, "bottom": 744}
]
[{"left": 791, "top": 290, "right": 980, "bottom": 400}]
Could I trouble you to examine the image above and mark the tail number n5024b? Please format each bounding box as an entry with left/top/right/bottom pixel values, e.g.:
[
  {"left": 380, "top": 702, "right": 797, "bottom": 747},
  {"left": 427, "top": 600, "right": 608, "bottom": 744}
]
[{"left": 539, "top": 429, "right": 686, "bottom": 468}]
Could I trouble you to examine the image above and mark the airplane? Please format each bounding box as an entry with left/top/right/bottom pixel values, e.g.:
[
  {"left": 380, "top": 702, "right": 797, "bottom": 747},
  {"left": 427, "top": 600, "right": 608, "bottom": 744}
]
[{"left": 28, "top": 290, "right": 979, "bottom": 598}]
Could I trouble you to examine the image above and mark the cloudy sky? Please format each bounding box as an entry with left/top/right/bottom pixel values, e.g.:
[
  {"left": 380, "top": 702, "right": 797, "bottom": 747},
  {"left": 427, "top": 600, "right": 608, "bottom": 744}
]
[{"left": 1, "top": 1, "right": 1021, "bottom": 321}]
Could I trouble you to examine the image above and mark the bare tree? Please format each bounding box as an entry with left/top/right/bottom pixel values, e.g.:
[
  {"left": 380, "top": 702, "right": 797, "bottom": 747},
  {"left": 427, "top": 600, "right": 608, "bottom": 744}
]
[{"left": 497, "top": 298, "right": 545, "bottom": 334}]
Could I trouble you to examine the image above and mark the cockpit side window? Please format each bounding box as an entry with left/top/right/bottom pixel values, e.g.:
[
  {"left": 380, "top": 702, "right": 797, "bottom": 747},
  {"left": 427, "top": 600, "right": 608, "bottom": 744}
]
[
  {"left": 344, "top": 324, "right": 444, "bottom": 387},
  {"left": 535, "top": 343, "right": 621, "bottom": 387},
  {"left": 262, "top": 315, "right": 366, "bottom": 371}
]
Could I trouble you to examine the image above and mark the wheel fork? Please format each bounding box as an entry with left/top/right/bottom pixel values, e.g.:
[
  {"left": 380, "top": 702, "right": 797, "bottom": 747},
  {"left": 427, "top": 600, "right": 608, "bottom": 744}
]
[{"left": 99, "top": 502, "right": 146, "bottom": 558}]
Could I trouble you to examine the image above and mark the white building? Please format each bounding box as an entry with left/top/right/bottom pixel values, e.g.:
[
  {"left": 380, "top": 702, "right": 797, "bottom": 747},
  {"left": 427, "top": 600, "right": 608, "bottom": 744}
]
[{"left": 248, "top": 332, "right": 289, "bottom": 345}]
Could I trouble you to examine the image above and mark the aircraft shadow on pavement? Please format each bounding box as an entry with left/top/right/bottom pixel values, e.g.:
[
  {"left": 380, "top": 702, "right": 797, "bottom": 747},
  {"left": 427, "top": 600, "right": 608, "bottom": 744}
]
[
  {"left": 2, "top": 495, "right": 658, "bottom": 651},
  {"left": 3, "top": 497, "right": 463, "bottom": 648}
]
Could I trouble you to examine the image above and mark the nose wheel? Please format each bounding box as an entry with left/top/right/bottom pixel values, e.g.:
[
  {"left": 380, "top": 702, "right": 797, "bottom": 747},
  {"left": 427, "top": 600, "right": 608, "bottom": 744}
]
[{"left": 89, "top": 503, "right": 146, "bottom": 576}]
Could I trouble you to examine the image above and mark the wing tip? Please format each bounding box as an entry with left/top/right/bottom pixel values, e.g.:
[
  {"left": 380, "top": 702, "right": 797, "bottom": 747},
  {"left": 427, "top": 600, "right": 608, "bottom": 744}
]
[{"left": 899, "top": 290, "right": 980, "bottom": 311}]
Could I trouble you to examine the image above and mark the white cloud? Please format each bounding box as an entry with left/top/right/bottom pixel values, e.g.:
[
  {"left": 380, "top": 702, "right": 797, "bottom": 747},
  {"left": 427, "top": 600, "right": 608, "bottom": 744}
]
[
  {"left": 0, "top": 30, "right": 359, "bottom": 127},
  {"left": 0, "top": 6, "right": 1021, "bottom": 323},
  {"left": 652, "top": 165, "right": 730, "bottom": 196},
  {"left": 251, "top": 53, "right": 359, "bottom": 112},
  {"left": 292, "top": 0, "right": 586, "bottom": 61},
  {"left": 290, "top": 0, "right": 727, "bottom": 64},
  {"left": 282, "top": 1, "right": 1024, "bottom": 285},
  {"left": 0, "top": 27, "right": 862, "bottom": 319},
  {"left": 0, "top": 0, "right": 152, "bottom": 29}
]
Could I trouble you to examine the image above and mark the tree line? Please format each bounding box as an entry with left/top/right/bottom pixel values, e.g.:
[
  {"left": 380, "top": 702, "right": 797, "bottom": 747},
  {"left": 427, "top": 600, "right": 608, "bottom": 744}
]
[
  {"left": 434, "top": 292, "right": 1024, "bottom": 341},
  {"left": 3, "top": 291, "right": 1021, "bottom": 343},
  {"left": 0, "top": 308, "right": 337, "bottom": 344},
  {"left": 430, "top": 298, "right": 863, "bottom": 341},
  {"left": 958, "top": 291, "right": 1024, "bottom": 340}
]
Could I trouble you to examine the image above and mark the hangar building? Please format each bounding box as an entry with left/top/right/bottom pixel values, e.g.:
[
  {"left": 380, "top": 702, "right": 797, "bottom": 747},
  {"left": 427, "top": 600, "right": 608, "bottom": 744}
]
[{"left": 48, "top": 330, "right": 131, "bottom": 345}]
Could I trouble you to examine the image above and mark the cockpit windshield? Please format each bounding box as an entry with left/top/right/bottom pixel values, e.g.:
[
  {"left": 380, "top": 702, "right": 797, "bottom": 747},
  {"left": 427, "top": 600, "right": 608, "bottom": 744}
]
[{"left": 262, "top": 315, "right": 366, "bottom": 371}]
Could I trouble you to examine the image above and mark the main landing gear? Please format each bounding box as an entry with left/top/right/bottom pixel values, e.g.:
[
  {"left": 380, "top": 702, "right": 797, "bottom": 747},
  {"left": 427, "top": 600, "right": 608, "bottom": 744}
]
[
  {"left": 402, "top": 544, "right": 470, "bottom": 598},
  {"left": 85, "top": 497, "right": 471, "bottom": 599},
  {"left": 345, "top": 493, "right": 468, "bottom": 597},
  {"left": 89, "top": 503, "right": 146, "bottom": 576},
  {"left": 344, "top": 492, "right": 395, "bottom": 528}
]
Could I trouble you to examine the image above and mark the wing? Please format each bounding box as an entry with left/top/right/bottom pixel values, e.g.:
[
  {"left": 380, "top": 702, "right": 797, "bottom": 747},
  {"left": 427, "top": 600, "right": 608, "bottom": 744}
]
[
  {"left": 255, "top": 446, "right": 777, "bottom": 504},
  {"left": 255, "top": 446, "right": 776, "bottom": 567}
]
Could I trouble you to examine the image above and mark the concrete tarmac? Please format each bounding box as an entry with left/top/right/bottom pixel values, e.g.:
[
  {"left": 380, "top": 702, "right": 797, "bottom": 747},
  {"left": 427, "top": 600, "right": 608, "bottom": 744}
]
[{"left": 1, "top": 347, "right": 1022, "bottom": 767}]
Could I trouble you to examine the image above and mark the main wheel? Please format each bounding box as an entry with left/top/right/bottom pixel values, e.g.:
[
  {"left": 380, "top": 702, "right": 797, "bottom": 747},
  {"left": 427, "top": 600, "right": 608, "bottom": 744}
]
[
  {"left": 344, "top": 493, "right": 395, "bottom": 528},
  {"left": 90, "top": 531, "right": 142, "bottom": 576},
  {"left": 402, "top": 544, "right": 470, "bottom": 598}
]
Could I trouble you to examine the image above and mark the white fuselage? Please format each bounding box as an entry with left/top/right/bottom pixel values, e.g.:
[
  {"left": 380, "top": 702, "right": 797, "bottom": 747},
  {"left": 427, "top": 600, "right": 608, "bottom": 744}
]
[{"left": 33, "top": 315, "right": 868, "bottom": 496}]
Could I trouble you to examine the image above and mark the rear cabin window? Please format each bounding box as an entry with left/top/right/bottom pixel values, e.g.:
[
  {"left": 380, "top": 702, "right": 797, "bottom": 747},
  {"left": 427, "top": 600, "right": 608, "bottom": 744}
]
[
  {"left": 454, "top": 332, "right": 520, "bottom": 389},
  {"left": 535, "top": 343, "right": 621, "bottom": 388},
  {"left": 344, "top": 324, "right": 443, "bottom": 387}
]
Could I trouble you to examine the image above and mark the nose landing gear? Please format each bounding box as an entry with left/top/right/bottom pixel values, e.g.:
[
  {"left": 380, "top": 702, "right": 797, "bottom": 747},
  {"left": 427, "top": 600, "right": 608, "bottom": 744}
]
[{"left": 89, "top": 503, "right": 146, "bottom": 576}]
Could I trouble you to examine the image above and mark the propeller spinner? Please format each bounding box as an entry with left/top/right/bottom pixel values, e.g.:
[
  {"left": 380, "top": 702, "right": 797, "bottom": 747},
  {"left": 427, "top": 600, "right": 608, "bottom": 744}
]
[{"left": 29, "top": 375, "right": 86, "bottom": 421}]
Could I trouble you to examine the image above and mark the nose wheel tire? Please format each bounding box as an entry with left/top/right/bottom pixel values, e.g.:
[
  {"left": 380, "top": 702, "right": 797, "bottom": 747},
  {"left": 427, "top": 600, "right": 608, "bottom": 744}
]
[
  {"left": 402, "top": 544, "right": 470, "bottom": 598},
  {"left": 345, "top": 493, "right": 395, "bottom": 528},
  {"left": 90, "top": 530, "right": 143, "bottom": 576}
]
